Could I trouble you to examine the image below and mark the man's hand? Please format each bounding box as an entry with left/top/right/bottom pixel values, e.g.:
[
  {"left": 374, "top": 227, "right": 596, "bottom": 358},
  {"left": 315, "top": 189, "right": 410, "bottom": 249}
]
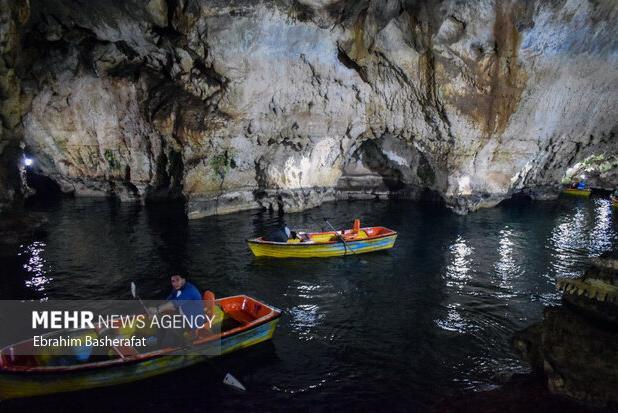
[
  {"left": 156, "top": 301, "right": 176, "bottom": 314},
  {"left": 147, "top": 306, "right": 158, "bottom": 315}
]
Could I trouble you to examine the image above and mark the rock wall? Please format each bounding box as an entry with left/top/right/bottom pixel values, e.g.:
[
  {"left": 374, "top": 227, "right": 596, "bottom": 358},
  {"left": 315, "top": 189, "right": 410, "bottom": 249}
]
[
  {"left": 514, "top": 253, "right": 618, "bottom": 407},
  {"left": 2, "top": 0, "right": 617, "bottom": 217},
  {"left": 0, "top": 0, "right": 30, "bottom": 212}
]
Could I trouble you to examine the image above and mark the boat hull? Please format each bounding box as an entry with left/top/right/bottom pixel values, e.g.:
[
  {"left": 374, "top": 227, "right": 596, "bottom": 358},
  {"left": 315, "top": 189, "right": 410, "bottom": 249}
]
[
  {"left": 562, "top": 188, "right": 591, "bottom": 197},
  {"left": 248, "top": 234, "right": 397, "bottom": 258},
  {"left": 0, "top": 298, "right": 280, "bottom": 400}
]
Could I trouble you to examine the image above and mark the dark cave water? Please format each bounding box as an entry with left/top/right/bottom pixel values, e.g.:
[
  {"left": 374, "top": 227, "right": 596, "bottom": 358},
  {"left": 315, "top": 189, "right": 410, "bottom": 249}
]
[{"left": 1, "top": 196, "right": 617, "bottom": 411}]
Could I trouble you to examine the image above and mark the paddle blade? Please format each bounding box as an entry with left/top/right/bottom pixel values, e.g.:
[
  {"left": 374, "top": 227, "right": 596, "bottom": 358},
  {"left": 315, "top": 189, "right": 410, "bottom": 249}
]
[
  {"left": 223, "top": 373, "right": 246, "bottom": 391},
  {"left": 130, "top": 282, "right": 136, "bottom": 298}
]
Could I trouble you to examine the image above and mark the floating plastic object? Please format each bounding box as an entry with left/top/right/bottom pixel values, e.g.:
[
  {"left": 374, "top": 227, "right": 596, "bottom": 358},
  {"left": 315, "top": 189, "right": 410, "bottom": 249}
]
[{"left": 223, "top": 373, "right": 246, "bottom": 391}]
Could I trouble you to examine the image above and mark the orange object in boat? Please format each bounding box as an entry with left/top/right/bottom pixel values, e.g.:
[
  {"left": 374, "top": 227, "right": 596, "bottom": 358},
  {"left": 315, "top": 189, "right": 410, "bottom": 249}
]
[
  {"left": 353, "top": 219, "right": 361, "bottom": 233},
  {"left": 203, "top": 290, "right": 216, "bottom": 317}
]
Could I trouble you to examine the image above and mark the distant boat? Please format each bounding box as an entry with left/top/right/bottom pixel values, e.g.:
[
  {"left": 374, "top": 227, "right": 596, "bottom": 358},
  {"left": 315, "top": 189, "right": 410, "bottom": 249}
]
[
  {"left": 562, "top": 181, "right": 591, "bottom": 197},
  {"left": 248, "top": 220, "right": 397, "bottom": 258},
  {"left": 562, "top": 187, "right": 592, "bottom": 197},
  {"left": 0, "top": 295, "right": 280, "bottom": 400}
]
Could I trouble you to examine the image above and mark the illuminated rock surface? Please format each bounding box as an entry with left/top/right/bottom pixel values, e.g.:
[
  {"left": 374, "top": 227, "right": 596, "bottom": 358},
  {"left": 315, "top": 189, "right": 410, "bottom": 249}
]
[{"left": 1, "top": 0, "right": 617, "bottom": 216}]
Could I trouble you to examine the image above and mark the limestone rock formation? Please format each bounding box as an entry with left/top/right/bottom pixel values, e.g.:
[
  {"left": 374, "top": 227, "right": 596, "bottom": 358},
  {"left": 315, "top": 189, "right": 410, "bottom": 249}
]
[
  {"left": 513, "top": 252, "right": 618, "bottom": 408},
  {"left": 556, "top": 254, "right": 618, "bottom": 323},
  {"left": 0, "top": 0, "right": 30, "bottom": 211},
  {"left": 1, "top": 0, "right": 616, "bottom": 217}
]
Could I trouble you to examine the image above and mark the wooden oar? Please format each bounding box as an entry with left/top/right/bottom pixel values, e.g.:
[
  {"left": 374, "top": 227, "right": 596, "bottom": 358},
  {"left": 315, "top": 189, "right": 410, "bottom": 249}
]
[
  {"left": 323, "top": 218, "right": 356, "bottom": 256},
  {"left": 130, "top": 281, "right": 152, "bottom": 316}
]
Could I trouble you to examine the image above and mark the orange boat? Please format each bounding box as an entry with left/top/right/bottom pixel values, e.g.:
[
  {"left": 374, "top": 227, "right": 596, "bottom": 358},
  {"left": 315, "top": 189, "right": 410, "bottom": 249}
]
[
  {"left": 0, "top": 295, "right": 280, "bottom": 400},
  {"left": 248, "top": 219, "right": 397, "bottom": 258}
]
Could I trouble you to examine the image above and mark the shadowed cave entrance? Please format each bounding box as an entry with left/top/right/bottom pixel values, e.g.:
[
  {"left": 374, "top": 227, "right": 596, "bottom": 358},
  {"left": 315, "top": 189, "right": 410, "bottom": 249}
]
[
  {"left": 337, "top": 139, "right": 405, "bottom": 198},
  {"left": 336, "top": 137, "right": 446, "bottom": 206},
  {"left": 25, "top": 170, "right": 63, "bottom": 201}
]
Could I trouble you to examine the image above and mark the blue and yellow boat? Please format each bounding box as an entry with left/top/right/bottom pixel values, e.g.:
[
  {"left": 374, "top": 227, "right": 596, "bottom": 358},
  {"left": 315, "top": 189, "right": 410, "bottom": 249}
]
[
  {"left": 562, "top": 180, "right": 591, "bottom": 197},
  {"left": 248, "top": 220, "right": 397, "bottom": 258},
  {"left": 0, "top": 295, "right": 280, "bottom": 400}
]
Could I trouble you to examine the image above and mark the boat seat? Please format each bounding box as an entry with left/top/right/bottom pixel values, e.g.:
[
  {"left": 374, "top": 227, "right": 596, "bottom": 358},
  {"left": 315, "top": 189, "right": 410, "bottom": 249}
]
[
  {"left": 310, "top": 234, "right": 338, "bottom": 243},
  {"left": 228, "top": 310, "right": 254, "bottom": 325},
  {"left": 345, "top": 230, "right": 368, "bottom": 240}
]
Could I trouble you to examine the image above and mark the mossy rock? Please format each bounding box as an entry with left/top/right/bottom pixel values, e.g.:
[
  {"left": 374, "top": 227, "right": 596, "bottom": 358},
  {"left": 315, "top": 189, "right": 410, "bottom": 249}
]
[
  {"left": 104, "top": 149, "right": 121, "bottom": 170},
  {"left": 209, "top": 150, "right": 236, "bottom": 179}
]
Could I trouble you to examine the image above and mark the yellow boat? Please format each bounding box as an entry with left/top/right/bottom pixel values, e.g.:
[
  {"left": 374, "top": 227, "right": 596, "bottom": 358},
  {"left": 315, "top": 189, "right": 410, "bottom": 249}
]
[
  {"left": 0, "top": 295, "right": 280, "bottom": 400},
  {"left": 248, "top": 220, "right": 397, "bottom": 258},
  {"left": 562, "top": 187, "right": 592, "bottom": 197}
]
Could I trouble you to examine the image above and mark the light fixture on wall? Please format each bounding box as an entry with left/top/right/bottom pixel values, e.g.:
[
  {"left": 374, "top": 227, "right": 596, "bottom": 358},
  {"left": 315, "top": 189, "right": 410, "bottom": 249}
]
[{"left": 23, "top": 157, "right": 33, "bottom": 167}]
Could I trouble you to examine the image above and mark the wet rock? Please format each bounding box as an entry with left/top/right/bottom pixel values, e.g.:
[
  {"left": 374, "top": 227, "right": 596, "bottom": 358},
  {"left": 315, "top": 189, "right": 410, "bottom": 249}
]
[
  {"left": 514, "top": 254, "right": 618, "bottom": 408},
  {"left": 541, "top": 305, "right": 618, "bottom": 407},
  {"left": 512, "top": 323, "right": 544, "bottom": 375},
  {"left": 433, "top": 375, "right": 604, "bottom": 413},
  {"left": 187, "top": 190, "right": 261, "bottom": 219},
  {"left": 556, "top": 252, "right": 618, "bottom": 324}
]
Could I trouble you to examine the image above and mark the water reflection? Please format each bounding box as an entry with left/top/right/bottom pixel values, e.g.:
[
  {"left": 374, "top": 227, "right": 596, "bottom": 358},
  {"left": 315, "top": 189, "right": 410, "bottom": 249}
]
[
  {"left": 435, "top": 303, "right": 478, "bottom": 333},
  {"left": 18, "top": 241, "right": 53, "bottom": 299},
  {"left": 590, "top": 199, "right": 614, "bottom": 253},
  {"left": 494, "top": 227, "right": 518, "bottom": 298},
  {"left": 289, "top": 304, "right": 322, "bottom": 341},
  {"left": 445, "top": 236, "right": 474, "bottom": 288},
  {"left": 295, "top": 283, "right": 322, "bottom": 299},
  {"left": 549, "top": 199, "right": 617, "bottom": 278},
  {"left": 286, "top": 281, "right": 326, "bottom": 342},
  {"left": 549, "top": 206, "right": 588, "bottom": 277}
]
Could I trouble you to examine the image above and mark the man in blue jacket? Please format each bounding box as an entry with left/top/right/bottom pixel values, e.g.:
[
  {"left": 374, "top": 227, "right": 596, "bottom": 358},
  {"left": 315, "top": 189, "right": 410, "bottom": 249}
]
[
  {"left": 576, "top": 180, "right": 588, "bottom": 190},
  {"left": 150, "top": 275, "right": 204, "bottom": 346}
]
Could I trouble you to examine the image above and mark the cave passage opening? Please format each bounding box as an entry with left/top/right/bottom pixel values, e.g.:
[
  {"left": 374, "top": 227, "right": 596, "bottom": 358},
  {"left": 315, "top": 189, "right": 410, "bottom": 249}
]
[{"left": 561, "top": 153, "right": 618, "bottom": 192}]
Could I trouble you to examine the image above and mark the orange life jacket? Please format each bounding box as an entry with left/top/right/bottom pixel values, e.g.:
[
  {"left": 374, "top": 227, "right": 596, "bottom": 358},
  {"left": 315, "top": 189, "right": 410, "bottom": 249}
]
[{"left": 203, "top": 290, "right": 216, "bottom": 317}]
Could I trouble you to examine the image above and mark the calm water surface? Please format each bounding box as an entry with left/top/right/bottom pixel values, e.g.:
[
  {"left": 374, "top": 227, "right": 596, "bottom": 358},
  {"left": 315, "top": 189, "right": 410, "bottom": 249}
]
[{"left": 1, "top": 196, "right": 617, "bottom": 411}]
